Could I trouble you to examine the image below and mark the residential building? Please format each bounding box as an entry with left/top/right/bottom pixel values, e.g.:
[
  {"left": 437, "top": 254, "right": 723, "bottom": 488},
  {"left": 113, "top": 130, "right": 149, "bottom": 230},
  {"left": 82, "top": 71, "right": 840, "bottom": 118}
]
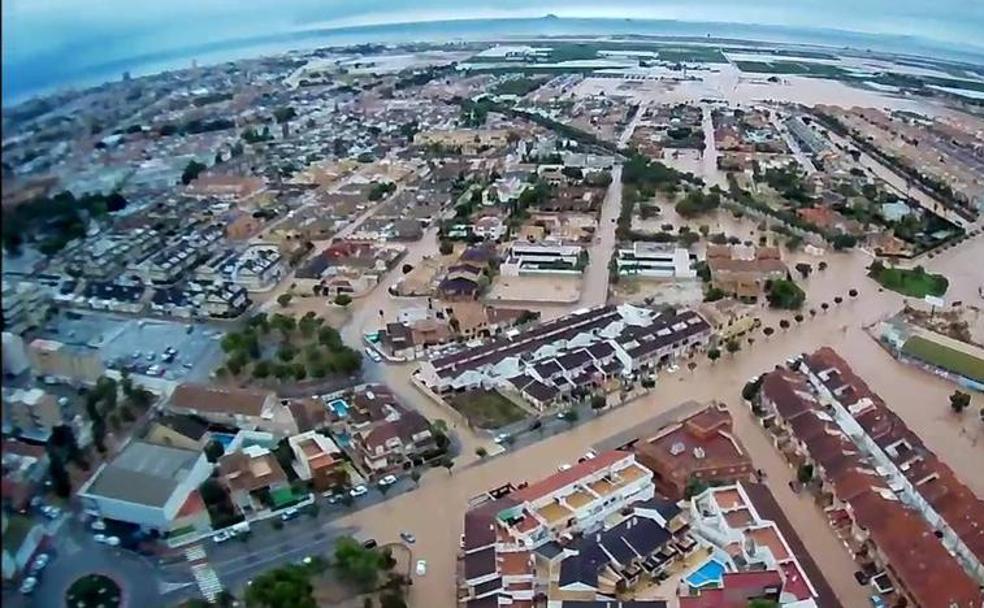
[
  {"left": 1, "top": 280, "right": 52, "bottom": 335},
  {"left": 27, "top": 338, "right": 105, "bottom": 385},
  {"left": 686, "top": 482, "right": 822, "bottom": 607},
  {"left": 615, "top": 243, "right": 697, "bottom": 279},
  {"left": 459, "top": 451, "right": 663, "bottom": 606},
  {"left": 327, "top": 385, "right": 437, "bottom": 477},
  {"left": 758, "top": 349, "right": 984, "bottom": 608},
  {"left": 697, "top": 299, "right": 758, "bottom": 343},
  {"left": 218, "top": 444, "right": 291, "bottom": 516},
  {"left": 1, "top": 388, "right": 66, "bottom": 440},
  {"left": 418, "top": 305, "right": 712, "bottom": 402},
  {"left": 705, "top": 245, "right": 788, "bottom": 301},
  {"left": 78, "top": 441, "right": 211, "bottom": 533},
  {"left": 168, "top": 384, "right": 297, "bottom": 436},
  {"left": 185, "top": 174, "right": 267, "bottom": 203},
  {"left": 634, "top": 404, "right": 755, "bottom": 500},
  {"left": 288, "top": 430, "right": 346, "bottom": 492}
]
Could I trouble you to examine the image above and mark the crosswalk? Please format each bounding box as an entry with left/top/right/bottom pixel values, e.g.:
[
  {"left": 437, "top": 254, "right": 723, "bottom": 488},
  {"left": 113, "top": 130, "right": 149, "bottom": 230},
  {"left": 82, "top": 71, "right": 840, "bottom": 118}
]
[{"left": 184, "top": 544, "right": 223, "bottom": 602}]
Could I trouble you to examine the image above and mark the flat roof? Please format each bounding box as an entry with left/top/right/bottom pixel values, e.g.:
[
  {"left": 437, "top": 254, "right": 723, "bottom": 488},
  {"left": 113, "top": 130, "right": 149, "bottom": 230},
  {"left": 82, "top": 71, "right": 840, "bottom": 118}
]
[{"left": 82, "top": 441, "right": 199, "bottom": 508}]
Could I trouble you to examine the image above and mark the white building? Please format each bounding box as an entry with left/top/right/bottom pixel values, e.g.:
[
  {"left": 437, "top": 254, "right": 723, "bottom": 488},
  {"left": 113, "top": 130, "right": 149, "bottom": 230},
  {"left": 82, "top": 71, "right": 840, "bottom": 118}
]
[
  {"left": 616, "top": 242, "right": 697, "bottom": 279},
  {"left": 77, "top": 441, "right": 211, "bottom": 533},
  {"left": 501, "top": 242, "right": 585, "bottom": 276}
]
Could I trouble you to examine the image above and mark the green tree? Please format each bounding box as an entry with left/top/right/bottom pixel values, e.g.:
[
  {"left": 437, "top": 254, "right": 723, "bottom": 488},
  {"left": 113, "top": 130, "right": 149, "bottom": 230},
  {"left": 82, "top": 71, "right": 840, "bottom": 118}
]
[
  {"left": 797, "top": 463, "right": 814, "bottom": 484},
  {"left": 763, "top": 326, "right": 775, "bottom": 339},
  {"left": 684, "top": 476, "right": 708, "bottom": 499},
  {"left": 475, "top": 447, "right": 488, "bottom": 459},
  {"left": 766, "top": 279, "right": 806, "bottom": 309},
  {"left": 204, "top": 439, "right": 225, "bottom": 463},
  {"left": 725, "top": 338, "right": 741, "bottom": 355},
  {"left": 244, "top": 564, "right": 316, "bottom": 608},
  {"left": 334, "top": 537, "right": 385, "bottom": 590},
  {"left": 181, "top": 160, "right": 207, "bottom": 185},
  {"left": 590, "top": 395, "right": 607, "bottom": 411},
  {"left": 439, "top": 240, "right": 453, "bottom": 255},
  {"left": 950, "top": 390, "right": 971, "bottom": 414},
  {"left": 253, "top": 360, "right": 272, "bottom": 379},
  {"left": 779, "top": 319, "right": 791, "bottom": 331},
  {"left": 335, "top": 294, "right": 352, "bottom": 307},
  {"left": 561, "top": 409, "right": 579, "bottom": 425},
  {"left": 277, "top": 293, "right": 293, "bottom": 308},
  {"left": 707, "top": 348, "right": 721, "bottom": 364}
]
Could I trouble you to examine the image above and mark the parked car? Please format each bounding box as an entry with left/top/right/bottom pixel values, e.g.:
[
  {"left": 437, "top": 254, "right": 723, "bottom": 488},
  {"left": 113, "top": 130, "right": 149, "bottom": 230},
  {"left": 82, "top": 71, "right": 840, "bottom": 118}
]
[
  {"left": 326, "top": 493, "right": 340, "bottom": 504},
  {"left": 557, "top": 463, "right": 572, "bottom": 472},
  {"left": 93, "top": 534, "right": 108, "bottom": 544},
  {"left": 400, "top": 531, "right": 416, "bottom": 544},
  {"left": 212, "top": 530, "right": 232, "bottom": 543},
  {"left": 378, "top": 474, "right": 397, "bottom": 487},
  {"left": 90, "top": 519, "right": 107, "bottom": 531},
  {"left": 493, "top": 433, "right": 510, "bottom": 444},
  {"left": 583, "top": 450, "right": 597, "bottom": 460},
  {"left": 364, "top": 348, "right": 382, "bottom": 363},
  {"left": 106, "top": 536, "right": 120, "bottom": 546},
  {"left": 29, "top": 554, "right": 50, "bottom": 574},
  {"left": 415, "top": 559, "right": 428, "bottom": 576},
  {"left": 350, "top": 485, "right": 368, "bottom": 497},
  {"left": 19, "top": 576, "right": 38, "bottom": 595},
  {"left": 362, "top": 538, "right": 378, "bottom": 549},
  {"left": 280, "top": 508, "right": 299, "bottom": 522}
]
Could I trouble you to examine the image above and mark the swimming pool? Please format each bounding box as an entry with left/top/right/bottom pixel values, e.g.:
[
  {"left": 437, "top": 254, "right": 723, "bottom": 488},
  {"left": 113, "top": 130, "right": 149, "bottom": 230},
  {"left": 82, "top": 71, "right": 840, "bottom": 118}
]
[
  {"left": 212, "top": 433, "right": 236, "bottom": 449},
  {"left": 327, "top": 399, "right": 349, "bottom": 418},
  {"left": 686, "top": 559, "right": 726, "bottom": 589}
]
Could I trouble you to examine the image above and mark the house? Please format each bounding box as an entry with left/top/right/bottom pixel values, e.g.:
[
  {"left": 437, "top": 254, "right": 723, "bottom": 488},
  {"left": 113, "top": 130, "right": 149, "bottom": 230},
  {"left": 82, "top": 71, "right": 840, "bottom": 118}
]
[
  {"left": 705, "top": 245, "right": 788, "bottom": 301},
  {"left": 2, "top": 388, "right": 66, "bottom": 441},
  {"left": 697, "top": 299, "right": 758, "bottom": 342},
  {"left": 686, "top": 483, "right": 822, "bottom": 606},
  {"left": 78, "top": 441, "right": 211, "bottom": 533},
  {"left": 185, "top": 174, "right": 266, "bottom": 203},
  {"left": 472, "top": 216, "right": 507, "bottom": 241},
  {"left": 218, "top": 445, "right": 291, "bottom": 516},
  {"left": 634, "top": 404, "right": 755, "bottom": 500},
  {"left": 797, "top": 207, "right": 863, "bottom": 236},
  {"left": 329, "top": 385, "right": 437, "bottom": 477},
  {"left": 288, "top": 431, "right": 346, "bottom": 491},
  {"left": 458, "top": 451, "right": 660, "bottom": 605},
  {"left": 168, "top": 384, "right": 297, "bottom": 436},
  {"left": 758, "top": 349, "right": 984, "bottom": 608}
]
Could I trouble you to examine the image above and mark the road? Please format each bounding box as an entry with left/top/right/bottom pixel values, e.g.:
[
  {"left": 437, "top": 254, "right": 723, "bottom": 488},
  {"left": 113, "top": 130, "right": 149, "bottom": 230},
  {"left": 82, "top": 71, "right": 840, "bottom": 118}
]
[
  {"left": 579, "top": 164, "right": 623, "bottom": 307},
  {"left": 700, "top": 103, "right": 727, "bottom": 188},
  {"left": 771, "top": 112, "right": 818, "bottom": 174},
  {"left": 618, "top": 102, "right": 647, "bottom": 148}
]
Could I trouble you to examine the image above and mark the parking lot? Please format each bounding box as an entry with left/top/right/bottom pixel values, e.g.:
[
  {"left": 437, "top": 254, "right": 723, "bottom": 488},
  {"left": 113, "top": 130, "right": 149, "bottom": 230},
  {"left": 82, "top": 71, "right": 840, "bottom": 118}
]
[{"left": 39, "top": 312, "right": 225, "bottom": 383}]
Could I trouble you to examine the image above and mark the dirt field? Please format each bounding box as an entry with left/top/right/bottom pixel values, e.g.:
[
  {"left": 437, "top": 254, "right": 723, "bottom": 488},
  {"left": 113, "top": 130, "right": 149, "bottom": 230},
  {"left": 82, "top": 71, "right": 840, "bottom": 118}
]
[{"left": 487, "top": 274, "right": 583, "bottom": 304}]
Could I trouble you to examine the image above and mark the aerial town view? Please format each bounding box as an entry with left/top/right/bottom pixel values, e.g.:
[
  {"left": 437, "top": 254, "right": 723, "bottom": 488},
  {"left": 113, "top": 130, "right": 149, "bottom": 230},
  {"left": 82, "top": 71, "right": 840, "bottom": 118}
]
[{"left": 2, "top": 2, "right": 984, "bottom": 608}]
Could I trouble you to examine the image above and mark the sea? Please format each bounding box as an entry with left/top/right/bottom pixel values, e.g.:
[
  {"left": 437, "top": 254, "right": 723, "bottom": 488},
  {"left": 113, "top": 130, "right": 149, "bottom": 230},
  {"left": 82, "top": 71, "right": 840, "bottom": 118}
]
[{"left": 3, "top": 15, "right": 984, "bottom": 106}]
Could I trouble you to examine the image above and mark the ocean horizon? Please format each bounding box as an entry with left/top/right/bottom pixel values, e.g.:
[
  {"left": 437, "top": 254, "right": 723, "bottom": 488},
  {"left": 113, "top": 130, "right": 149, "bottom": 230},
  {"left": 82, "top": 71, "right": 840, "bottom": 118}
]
[{"left": 4, "top": 15, "right": 984, "bottom": 105}]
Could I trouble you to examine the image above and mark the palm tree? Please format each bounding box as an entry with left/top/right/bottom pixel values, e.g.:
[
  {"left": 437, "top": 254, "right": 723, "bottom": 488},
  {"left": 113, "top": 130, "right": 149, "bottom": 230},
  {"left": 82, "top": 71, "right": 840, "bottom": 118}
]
[
  {"left": 410, "top": 470, "right": 421, "bottom": 487},
  {"left": 794, "top": 314, "right": 804, "bottom": 324},
  {"left": 848, "top": 288, "right": 858, "bottom": 298},
  {"left": 821, "top": 302, "right": 830, "bottom": 313},
  {"left": 687, "top": 361, "right": 697, "bottom": 374},
  {"left": 809, "top": 308, "right": 817, "bottom": 318},
  {"left": 834, "top": 296, "right": 843, "bottom": 305},
  {"left": 707, "top": 348, "right": 721, "bottom": 364}
]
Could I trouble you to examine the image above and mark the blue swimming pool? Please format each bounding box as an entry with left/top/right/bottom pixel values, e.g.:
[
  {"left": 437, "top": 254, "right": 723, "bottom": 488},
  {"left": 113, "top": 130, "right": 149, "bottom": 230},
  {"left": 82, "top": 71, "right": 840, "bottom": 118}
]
[
  {"left": 686, "top": 559, "right": 726, "bottom": 589},
  {"left": 328, "top": 399, "right": 349, "bottom": 418},
  {"left": 212, "top": 433, "right": 236, "bottom": 448}
]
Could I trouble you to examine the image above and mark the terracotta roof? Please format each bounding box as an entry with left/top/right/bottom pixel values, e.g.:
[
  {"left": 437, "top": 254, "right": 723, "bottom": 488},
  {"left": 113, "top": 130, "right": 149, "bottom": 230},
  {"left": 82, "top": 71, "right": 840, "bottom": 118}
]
[{"left": 170, "top": 384, "right": 272, "bottom": 417}]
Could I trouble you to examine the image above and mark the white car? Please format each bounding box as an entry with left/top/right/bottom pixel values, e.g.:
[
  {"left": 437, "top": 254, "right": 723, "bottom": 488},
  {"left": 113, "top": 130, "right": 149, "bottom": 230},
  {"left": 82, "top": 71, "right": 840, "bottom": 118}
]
[
  {"left": 106, "top": 536, "right": 121, "bottom": 547},
  {"left": 94, "top": 534, "right": 108, "bottom": 544},
  {"left": 29, "top": 554, "right": 50, "bottom": 574},
  {"left": 379, "top": 474, "right": 397, "bottom": 486},
  {"left": 19, "top": 576, "right": 37, "bottom": 595},
  {"left": 90, "top": 519, "right": 107, "bottom": 531},
  {"left": 415, "top": 559, "right": 428, "bottom": 576},
  {"left": 493, "top": 433, "right": 509, "bottom": 444},
  {"left": 365, "top": 349, "right": 382, "bottom": 363},
  {"left": 583, "top": 450, "right": 597, "bottom": 460},
  {"left": 557, "top": 463, "right": 573, "bottom": 472},
  {"left": 212, "top": 530, "right": 232, "bottom": 543},
  {"left": 350, "top": 485, "right": 368, "bottom": 497},
  {"left": 666, "top": 364, "right": 680, "bottom": 374}
]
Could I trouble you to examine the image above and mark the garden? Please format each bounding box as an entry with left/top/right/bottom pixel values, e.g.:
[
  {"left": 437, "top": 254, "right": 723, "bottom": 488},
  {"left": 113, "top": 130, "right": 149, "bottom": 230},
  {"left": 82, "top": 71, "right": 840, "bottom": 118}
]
[{"left": 868, "top": 262, "right": 948, "bottom": 298}]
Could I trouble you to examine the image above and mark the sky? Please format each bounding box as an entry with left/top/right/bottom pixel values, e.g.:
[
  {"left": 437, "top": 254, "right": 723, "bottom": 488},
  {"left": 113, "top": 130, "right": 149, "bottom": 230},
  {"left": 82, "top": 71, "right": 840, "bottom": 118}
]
[{"left": 3, "top": 0, "right": 983, "bottom": 100}]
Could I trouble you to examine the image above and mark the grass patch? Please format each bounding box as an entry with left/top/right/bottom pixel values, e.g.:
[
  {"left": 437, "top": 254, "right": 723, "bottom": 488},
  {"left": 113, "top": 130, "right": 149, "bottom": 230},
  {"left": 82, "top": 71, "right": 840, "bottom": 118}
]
[
  {"left": 868, "top": 264, "right": 948, "bottom": 298},
  {"left": 448, "top": 390, "right": 527, "bottom": 429},
  {"left": 734, "top": 60, "right": 849, "bottom": 78},
  {"left": 656, "top": 47, "right": 727, "bottom": 63},
  {"left": 902, "top": 336, "right": 984, "bottom": 383}
]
